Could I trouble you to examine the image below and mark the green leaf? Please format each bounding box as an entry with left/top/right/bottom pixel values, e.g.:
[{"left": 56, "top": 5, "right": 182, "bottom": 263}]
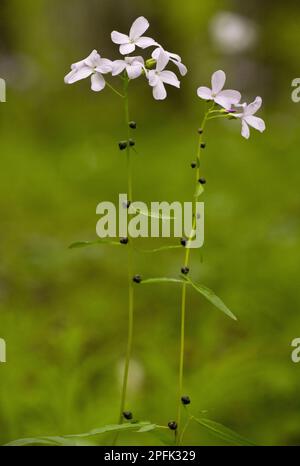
[
  {"left": 5, "top": 436, "right": 77, "bottom": 446},
  {"left": 194, "top": 184, "right": 204, "bottom": 199},
  {"left": 141, "top": 277, "right": 186, "bottom": 285},
  {"left": 193, "top": 417, "right": 256, "bottom": 446},
  {"left": 67, "top": 422, "right": 152, "bottom": 438},
  {"left": 137, "top": 245, "right": 182, "bottom": 253},
  {"left": 5, "top": 422, "right": 155, "bottom": 446},
  {"left": 138, "top": 424, "right": 157, "bottom": 433},
  {"left": 132, "top": 208, "right": 175, "bottom": 220},
  {"left": 69, "top": 239, "right": 121, "bottom": 249},
  {"left": 183, "top": 276, "right": 237, "bottom": 321}
]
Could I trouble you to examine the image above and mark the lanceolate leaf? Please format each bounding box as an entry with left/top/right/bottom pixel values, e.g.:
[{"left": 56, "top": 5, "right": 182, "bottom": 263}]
[
  {"left": 193, "top": 417, "right": 255, "bottom": 446},
  {"left": 69, "top": 239, "right": 121, "bottom": 249},
  {"left": 137, "top": 245, "right": 182, "bottom": 253},
  {"left": 194, "top": 184, "right": 204, "bottom": 199},
  {"left": 141, "top": 278, "right": 186, "bottom": 285},
  {"left": 5, "top": 422, "right": 157, "bottom": 446},
  {"left": 138, "top": 424, "right": 157, "bottom": 433},
  {"left": 183, "top": 276, "right": 237, "bottom": 321},
  {"left": 131, "top": 208, "right": 175, "bottom": 221}
]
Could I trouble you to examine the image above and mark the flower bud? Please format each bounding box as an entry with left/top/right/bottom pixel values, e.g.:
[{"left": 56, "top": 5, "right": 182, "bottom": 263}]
[{"left": 145, "top": 58, "right": 156, "bottom": 69}]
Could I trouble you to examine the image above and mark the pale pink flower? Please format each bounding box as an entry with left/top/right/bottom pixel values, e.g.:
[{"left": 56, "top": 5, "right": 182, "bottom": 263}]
[
  {"left": 111, "top": 17, "right": 157, "bottom": 55},
  {"left": 112, "top": 56, "right": 145, "bottom": 80},
  {"left": 147, "top": 50, "right": 180, "bottom": 100},
  {"left": 234, "top": 97, "right": 266, "bottom": 139},
  {"left": 197, "top": 70, "right": 241, "bottom": 109},
  {"left": 152, "top": 47, "right": 187, "bottom": 76},
  {"left": 64, "top": 50, "right": 112, "bottom": 92}
]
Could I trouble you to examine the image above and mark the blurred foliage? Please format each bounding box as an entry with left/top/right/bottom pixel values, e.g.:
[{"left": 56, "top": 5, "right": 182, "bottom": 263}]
[{"left": 0, "top": 0, "right": 300, "bottom": 446}]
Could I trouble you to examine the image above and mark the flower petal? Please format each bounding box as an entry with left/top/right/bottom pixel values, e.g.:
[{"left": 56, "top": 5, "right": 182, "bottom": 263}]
[
  {"left": 241, "top": 119, "right": 250, "bottom": 139},
  {"left": 217, "top": 89, "right": 241, "bottom": 105},
  {"left": 244, "top": 116, "right": 266, "bottom": 133},
  {"left": 111, "top": 31, "right": 129, "bottom": 45},
  {"left": 156, "top": 49, "right": 169, "bottom": 72},
  {"left": 126, "top": 64, "right": 143, "bottom": 80},
  {"left": 246, "top": 96, "right": 262, "bottom": 116},
  {"left": 135, "top": 37, "right": 157, "bottom": 49},
  {"left": 197, "top": 86, "right": 213, "bottom": 100},
  {"left": 147, "top": 70, "right": 159, "bottom": 87},
  {"left": 91, "top": 73, "right": 106, "bottom": 92},
  {"left": 153, "top": 80, "right": 167, "bottom": 100},
  {"left": 211, "top": 70, "right": 226, "bottom": 94},
  {"left": 96, "top": 58, "right": 113, "bottom": 74},
  {"left": 64, "top": 66, "right": 93, "bottom": 84},
  {"left": 111, "top": 60, "right": 127, "bottom": 76},
  {"left": 159, "top": 70, "right": 180, "bottom": 88},
  {"left": 171, "top": 59, "right": 188, "bottom": 76},
  {"left": 85, "top": 50, "right": 101, "bottom": 68},
  {"left": 129, "top": 16, "right": 149, "bottom": 40},
  {"left": 120, "top": 43, "right": 136, "bottom": 55}
]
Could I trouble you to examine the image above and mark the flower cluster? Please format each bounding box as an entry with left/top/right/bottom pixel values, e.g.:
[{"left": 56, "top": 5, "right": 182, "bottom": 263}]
[
  {"left": 197, "top": 70, "right": 266, "bottom": 139},
  {"left": 64, "top": 16, "right": 187, "bottom": 100}
]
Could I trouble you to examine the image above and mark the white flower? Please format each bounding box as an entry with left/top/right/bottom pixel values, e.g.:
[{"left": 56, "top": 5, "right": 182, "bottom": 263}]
[
  {"left": 152, "top": 47, "right": 187, "bottom": 76},
  {"left": 233, "top": 96, "right": 266, "bottom": 139},
  {"left": 147, "top": 50, "right": 180, "bottom": 100},
  {"left": 197, "top": 70, "right": 241, "bottom": 109},
  {"left": 111, "top": 16, "right": 157, "bottom": 55},
  {"left": 112, "top": 56, "right": 145, "bottom": 80},
  {"left": 64, "top": 50, "right": 112, "bottom": 92}
]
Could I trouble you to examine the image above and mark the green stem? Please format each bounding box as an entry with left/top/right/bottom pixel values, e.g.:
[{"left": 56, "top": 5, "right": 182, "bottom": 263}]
[
  {"left": 176, "top": 103, "right": 213, "bottom": 441},
  {"left": 118, "top": 77, "right": 134, "bottom": 423},
  {"left": 105, "top": 80, "right": 125, "bottom": 99}
]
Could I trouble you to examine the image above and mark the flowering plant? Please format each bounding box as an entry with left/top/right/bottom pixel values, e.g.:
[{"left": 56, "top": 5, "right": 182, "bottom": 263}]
[{"left": 7, "top": 17, "right": 265, "bottom": 447}]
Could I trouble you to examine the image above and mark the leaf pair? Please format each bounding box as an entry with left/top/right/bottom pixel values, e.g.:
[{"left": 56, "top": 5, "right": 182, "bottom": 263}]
[{"left": 141, "top": 276, "right": 237, "bottom": 321}]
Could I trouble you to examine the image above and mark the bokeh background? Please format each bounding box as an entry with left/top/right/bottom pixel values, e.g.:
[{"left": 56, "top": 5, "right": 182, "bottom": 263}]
[{"left": 0, "top": 0, "right": 300, "bottom": 446}]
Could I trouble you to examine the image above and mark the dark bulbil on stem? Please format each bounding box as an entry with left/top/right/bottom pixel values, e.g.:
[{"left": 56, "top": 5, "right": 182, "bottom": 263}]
[
  {"left": 133, "top": 275, "right": 142, "bottom": 284},
  {"left": 119, "top": 141, "right": 128, "bottom": 151},
  {"left": 181, "top": 267, "right": 190, "bottom": 275},
  {"left": 129, "top": 121, "right": 137, "bottom": 129},
  {"left": 200, "top": 143, "right": 206, "bottom": 149},
  {"left": 198, "top": 128, "right": 204, "bottom": 134},
  {"left": 129, "top": 139, "right": 136, "bottom": 147},
  {"left": 123, "top": 411, "right": 133, "bottom": 421},
  {"left": 191, "top": 161, "right": 197, "bottom": 169},
  {"left": 181, "top": 238, "right": 187, "bottom": 247},
  {"left": 168, "top": 421, "right": 178, "bottom": 431},
  {"left": 120, "top": 238, "right": 129, "bottom": 245},
  {"left": 181, "top": 396, "right": 191, "bottom": 406},
  {"left": 199, "top": 178, "right": 206, "bottom": 185}
]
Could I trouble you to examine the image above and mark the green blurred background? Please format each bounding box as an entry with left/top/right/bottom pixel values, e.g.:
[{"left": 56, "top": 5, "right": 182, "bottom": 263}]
[{"left": 0, "top": 0, "right": 300, "bottom": 446}]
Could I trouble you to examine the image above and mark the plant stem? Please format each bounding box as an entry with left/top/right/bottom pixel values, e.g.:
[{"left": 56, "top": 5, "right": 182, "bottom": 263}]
[
  {"left": 118, "top": 77, "right": 134, "bottom": 424},
  {"left": 176, "top": 104, "right": 213, "bottom": 441}
]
